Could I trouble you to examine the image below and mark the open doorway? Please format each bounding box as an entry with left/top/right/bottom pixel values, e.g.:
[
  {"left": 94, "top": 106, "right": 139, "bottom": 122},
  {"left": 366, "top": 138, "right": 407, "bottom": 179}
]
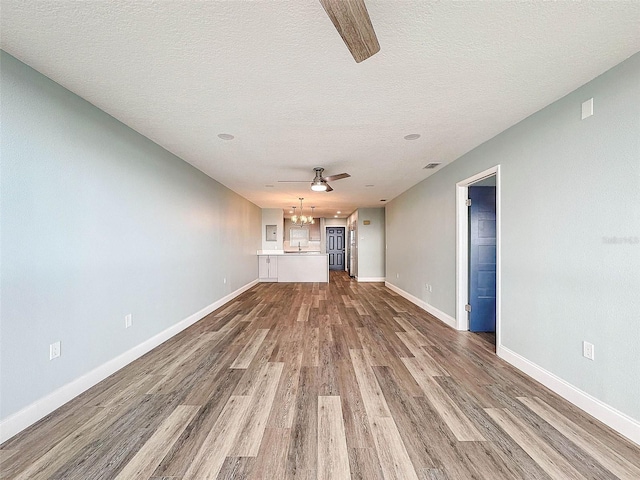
[{"left": 456, "top": 166, "right": 501, "bottom": 350}]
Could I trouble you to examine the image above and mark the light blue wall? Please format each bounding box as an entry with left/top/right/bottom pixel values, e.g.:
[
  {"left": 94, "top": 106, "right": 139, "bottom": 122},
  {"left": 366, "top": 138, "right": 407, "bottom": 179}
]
[
  {"left": 386, "top": 53, "right": 640, "bottom": 421},
  {"left": 0, "top": 51, "right": 261, "bottom": 419}
]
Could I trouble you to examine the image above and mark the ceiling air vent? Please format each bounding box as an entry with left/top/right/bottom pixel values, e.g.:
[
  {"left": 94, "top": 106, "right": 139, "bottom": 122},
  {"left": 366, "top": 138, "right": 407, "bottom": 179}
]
[{"left": 423, "top": 163, "right": 441, "bottom": 169}]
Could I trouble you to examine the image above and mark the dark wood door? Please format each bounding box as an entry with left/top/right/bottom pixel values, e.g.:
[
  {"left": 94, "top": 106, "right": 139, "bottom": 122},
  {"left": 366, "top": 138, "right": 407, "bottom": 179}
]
[
  {"left": 327, "top": 227, "right": 345, "bottom": 271},
  {"left": 469, "top": 186, "right": 497, "bottom": 332}
]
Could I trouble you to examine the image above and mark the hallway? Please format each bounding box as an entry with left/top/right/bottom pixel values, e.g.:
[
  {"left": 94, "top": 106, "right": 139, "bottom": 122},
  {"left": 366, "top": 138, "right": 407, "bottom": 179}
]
[{"left": 2, "top": 272, "right": 639, "bottom": 479}]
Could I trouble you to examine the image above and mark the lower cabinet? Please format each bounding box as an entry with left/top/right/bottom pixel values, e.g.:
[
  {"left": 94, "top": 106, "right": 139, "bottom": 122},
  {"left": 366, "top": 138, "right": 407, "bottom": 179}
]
[{"left": 258, "top": 255, "right": 278, "bottom": 281}]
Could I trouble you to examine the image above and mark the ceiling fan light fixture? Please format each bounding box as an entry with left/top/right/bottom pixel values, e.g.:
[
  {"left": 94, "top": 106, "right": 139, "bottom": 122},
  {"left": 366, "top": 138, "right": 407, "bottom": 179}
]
[
  {"left": 311, "top": 181, "right": 328, "bottom": 192},
  {"left": 280, "top": 167, "right": 348, "bottom": 192}
]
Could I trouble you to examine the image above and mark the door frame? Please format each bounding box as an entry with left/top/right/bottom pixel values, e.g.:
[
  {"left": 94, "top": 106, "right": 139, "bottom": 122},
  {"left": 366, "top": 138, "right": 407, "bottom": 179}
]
[{"left": 455, "top": 165, "right": 501, "bottom": 344}]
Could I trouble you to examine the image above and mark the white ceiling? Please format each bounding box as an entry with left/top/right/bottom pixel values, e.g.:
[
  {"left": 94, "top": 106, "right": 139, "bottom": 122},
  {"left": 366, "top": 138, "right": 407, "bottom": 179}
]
[{"left": 2, "top": 1, "right": 639, "bottom": 218}]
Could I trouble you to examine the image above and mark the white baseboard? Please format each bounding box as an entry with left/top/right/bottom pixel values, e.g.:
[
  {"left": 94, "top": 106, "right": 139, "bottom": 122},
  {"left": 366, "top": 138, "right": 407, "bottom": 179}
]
[
  {"left": 498, "top": 345, "right": 640, "bottom": 446},
  {"left": 357, "top": 276, "right": 386, "bottom": 282},
  {"left": 0, "top": 279, "right": 259, "bottom": 444},
  {"left": 385, "top": 282, "right": 457, "bottom": 329}
]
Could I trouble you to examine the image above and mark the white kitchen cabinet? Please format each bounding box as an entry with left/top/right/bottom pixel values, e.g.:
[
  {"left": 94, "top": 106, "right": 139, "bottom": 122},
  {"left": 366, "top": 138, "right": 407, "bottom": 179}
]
[{"left": 258, "top": 255, "right": 278, "bottom": 281}]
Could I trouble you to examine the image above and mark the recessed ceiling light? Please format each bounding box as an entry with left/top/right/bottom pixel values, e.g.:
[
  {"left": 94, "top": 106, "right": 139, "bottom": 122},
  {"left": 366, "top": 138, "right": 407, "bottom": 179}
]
[
  {"left": 404, "top": 134, "right": 420, "bottom": 140},
  {"left": 289, "top": 210, "right": 293, "bottom": 214},
  {"left": 337, "top": 211, "right": 341, "bottom": 214},
  {"left": 334, "top": 215, "right": 338, "bottom": 218},
  {"left": 217, "top": 133, "right": 235, "bottom": 140},
  {"left": 365, "top": 184, "right": 374, "bottom": 187}
]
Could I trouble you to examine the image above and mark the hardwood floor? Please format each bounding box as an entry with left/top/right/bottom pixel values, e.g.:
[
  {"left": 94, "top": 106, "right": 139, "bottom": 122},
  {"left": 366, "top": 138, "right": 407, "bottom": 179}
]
[{"left": 2, "top": 271, "right": 639, "bottom": 479}]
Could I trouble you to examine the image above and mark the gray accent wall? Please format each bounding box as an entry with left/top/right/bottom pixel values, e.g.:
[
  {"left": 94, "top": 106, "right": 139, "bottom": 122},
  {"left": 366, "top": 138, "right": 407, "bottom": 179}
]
[
  {"left": 346, "top": 208, "right": 385, "bottom": 280},
  {"left": 386, "top": 53, "right": 640, "bottom": 421},
  {"left": 261, "top": 208, "right": 284, "bottom": 251},
  {"left": 356, "top": 208, "right": 386, "bottom": 279},
  {"left": 0, "top": 52, "right": 261, "bottom": 419}
]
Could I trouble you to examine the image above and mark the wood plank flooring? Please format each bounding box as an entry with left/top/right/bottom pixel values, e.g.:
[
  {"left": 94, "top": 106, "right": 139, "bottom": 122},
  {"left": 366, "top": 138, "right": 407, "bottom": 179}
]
[{"left": 2, "top": 271, "right": 639, "bottom": 479}]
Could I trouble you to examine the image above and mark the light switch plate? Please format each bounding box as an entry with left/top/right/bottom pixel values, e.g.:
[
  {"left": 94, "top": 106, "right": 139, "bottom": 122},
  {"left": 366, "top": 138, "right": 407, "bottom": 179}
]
[
  {"left": 583, "top": 341, "right": 594, "bottom": 360},
  {"left": 50, "top": 341, "right": 61, "bottom": 360},
  {"left": 581, "top": 98, "right": 593, "bottom": 119}
]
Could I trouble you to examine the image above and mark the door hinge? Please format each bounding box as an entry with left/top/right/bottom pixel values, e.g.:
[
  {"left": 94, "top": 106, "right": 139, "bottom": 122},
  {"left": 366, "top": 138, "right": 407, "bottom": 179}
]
[
  {"left": 465, "top": 304, "right": 472, "bottom": 312},
  {"left": 466, "top": 198, "right": 472, "bottom": 207}
]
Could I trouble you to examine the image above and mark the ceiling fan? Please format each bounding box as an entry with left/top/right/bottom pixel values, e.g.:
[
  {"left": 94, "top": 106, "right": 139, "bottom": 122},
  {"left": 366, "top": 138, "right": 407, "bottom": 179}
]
[
  {"left": 279, "top": 167, "right": 351, "bottom": 192},
  {"left": 319, "top": 0, "right": 380, "bottom": 63}
]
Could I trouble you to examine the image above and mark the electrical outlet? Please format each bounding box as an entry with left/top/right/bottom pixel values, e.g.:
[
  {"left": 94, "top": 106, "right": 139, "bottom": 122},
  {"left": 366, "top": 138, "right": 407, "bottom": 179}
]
[
  {"left": 396, "top": 273, "right": 399, "bottom": 279},
  {"left": 223, "top": 277, "right": 227, "bottom": 284},
  {"left": 429, "top": 284, "right": 432, "bottom": 292},
  {"left": 49, "top": 341, "right": 61, "bottom": 360},
  {"left": 583, "top": 341, "right": 594, "bottom": 360},
  {"left": 125, "top": 314, "right": 132, "bottom": 329}
]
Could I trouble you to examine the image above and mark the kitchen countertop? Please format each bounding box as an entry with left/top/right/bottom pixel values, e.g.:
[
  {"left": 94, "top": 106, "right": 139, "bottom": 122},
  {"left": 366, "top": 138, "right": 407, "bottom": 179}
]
[
  {"left": 258, "top": 249, "right": 329, "bottom": 283},
  {"left": 257, "top": 250, "right": 325, "bottom": 255}
]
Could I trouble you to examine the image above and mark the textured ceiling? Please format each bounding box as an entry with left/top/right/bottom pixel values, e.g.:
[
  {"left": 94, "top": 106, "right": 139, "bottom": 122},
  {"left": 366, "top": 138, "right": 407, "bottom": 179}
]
[{"left": 2, "top": 1, "right": 639, "bottom": 218}]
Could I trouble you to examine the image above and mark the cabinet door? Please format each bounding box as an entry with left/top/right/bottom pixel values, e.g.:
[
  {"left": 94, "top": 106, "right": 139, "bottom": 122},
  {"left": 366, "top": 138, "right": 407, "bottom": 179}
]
[
  {"left": 268, "top": 256, "right": 278, "bottom": 279},
  {"left": 258, "top": 256, "right": 269, "bottom": 279}
]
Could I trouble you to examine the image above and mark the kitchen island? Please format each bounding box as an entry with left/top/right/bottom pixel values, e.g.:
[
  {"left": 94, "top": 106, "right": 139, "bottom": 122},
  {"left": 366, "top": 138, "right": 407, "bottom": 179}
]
[{"left": 257, "top": 251, "right": 329, "bottom": 283}]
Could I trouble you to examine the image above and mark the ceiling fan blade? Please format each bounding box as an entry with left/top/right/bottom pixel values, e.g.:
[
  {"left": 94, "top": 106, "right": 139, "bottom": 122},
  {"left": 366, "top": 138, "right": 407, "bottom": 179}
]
[
  {"left": 319, "top": 0, "right": 380, "bottom": 63},
  {"left": 323, "top": 172, "right": 350, "bottom": 182},
  {"left": 325, "top": 183, "right": 334, "bottom": 192}
]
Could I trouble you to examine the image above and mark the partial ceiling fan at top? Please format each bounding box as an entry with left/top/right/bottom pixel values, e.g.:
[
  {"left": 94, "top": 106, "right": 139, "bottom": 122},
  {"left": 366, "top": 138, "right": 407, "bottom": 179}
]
[
  {"left": 319, "top": 0, "right": 380, "bottom": 63},
  {"left": 278, "top": 167, "right": 351, "bottom": 192}
]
